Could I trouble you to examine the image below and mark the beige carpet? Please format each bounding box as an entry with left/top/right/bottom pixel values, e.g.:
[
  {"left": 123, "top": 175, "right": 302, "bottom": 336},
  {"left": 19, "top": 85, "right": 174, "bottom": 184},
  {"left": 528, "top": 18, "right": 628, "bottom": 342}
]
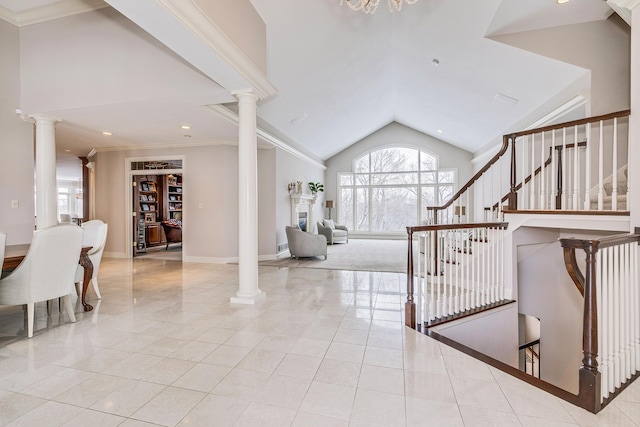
[{"left": 259, "top": 238, "right": 408, "bottom": 273}]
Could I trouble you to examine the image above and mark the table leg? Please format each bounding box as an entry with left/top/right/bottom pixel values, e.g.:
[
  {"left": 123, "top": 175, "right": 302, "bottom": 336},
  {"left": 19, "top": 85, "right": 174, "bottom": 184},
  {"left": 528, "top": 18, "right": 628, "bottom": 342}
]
[{"left": 79, "top": 251, "right": 94, "bottom": 312}]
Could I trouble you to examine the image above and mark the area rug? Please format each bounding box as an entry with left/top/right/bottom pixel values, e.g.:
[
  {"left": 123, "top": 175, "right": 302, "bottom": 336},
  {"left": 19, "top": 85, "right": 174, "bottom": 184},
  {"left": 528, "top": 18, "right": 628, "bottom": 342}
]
[{"left": 259, "top": 238, "right": 408, "bottom": 273}]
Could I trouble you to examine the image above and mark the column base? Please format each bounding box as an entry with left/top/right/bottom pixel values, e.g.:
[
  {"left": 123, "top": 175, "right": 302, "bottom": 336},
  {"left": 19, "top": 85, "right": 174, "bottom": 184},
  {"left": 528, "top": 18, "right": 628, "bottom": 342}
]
[{"left": 230, "top": 290, "right": 266, "bottom": 305}]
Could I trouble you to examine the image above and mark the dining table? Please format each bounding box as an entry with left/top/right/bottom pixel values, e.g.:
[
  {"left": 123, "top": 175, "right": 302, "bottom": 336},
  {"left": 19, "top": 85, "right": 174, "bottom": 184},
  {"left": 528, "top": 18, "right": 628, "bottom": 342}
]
[{"left": 2, "top": 244, "right": 95, "bottom": 312}]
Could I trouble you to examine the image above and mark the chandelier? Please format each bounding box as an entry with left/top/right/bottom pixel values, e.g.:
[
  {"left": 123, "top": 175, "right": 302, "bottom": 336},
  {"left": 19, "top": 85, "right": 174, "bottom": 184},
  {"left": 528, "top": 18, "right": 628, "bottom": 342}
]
[{"left": 341, "top": 0, "right": 418, "bottom": 14}]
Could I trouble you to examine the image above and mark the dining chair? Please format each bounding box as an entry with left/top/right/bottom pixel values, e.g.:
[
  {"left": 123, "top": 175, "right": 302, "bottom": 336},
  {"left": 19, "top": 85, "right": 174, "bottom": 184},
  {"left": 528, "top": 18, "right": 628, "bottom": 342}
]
[
  {"left": 0, "top": 225, "right": 83, "bottom": 337},
  {"left": 0, "top": 231, "right": 6, "bottom": 266},
  {"left": 74, "top": 219, "right": 108, "bottom": 299}
]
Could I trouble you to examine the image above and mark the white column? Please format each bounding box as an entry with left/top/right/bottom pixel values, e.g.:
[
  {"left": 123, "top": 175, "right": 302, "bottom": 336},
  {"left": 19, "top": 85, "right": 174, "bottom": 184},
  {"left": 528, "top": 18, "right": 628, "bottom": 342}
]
[
  {"left": 33, "top": 116, "right": 59, "bottom": 229},
  {"left": 231, "top": 91, "right": 265, "bottom": 304}
]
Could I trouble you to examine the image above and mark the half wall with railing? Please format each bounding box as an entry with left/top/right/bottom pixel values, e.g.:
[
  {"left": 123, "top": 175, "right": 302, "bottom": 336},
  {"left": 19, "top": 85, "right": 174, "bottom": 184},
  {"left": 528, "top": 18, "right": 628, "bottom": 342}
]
[{"left": 428, "top": 110, "right": 630, "bottom": 224}]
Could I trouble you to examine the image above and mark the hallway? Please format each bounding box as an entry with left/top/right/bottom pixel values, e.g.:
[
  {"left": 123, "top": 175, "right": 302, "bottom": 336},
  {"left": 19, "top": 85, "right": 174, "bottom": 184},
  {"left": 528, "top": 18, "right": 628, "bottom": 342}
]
[{"left": 0, "top": 258, "right": 637, "bottom": 426}]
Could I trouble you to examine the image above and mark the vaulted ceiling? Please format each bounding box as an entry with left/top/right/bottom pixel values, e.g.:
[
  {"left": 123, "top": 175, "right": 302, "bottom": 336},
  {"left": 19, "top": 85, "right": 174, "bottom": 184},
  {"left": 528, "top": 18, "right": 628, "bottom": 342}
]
[{"left": 0, "top": 0, "right": 619, "bottom": 174}]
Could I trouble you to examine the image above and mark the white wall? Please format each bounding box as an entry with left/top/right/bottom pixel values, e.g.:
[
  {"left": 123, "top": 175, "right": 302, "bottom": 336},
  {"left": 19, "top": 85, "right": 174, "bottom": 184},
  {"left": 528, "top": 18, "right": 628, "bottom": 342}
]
[
  {"left": 324, "top": 122, "right": 473, "bottom": 225},
  {"left": 490, "top": 15, "right": 630, "bottom": 116},
  {"left": 433, "top": 304, "right": 519, "bottom": 367},
  {"left": 95, "top": 144, "right": 276, "bottom": 261},
  {"left": 18, "top": 8, "right": 228, "bottom": 114},
  {"left": 0, "top": 19, "right": 36, "bottom": 244},
  {"left": 275, "top": 148, "right": 326, "bottom": 251},
  {"left": 629, "top": 6, "right": 640, "bottom": 231}
]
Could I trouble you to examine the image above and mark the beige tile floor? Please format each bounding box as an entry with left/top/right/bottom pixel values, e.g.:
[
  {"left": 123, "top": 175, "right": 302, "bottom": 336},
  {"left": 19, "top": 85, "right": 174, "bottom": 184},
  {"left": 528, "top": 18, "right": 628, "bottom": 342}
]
[{"left": 0, "top": 258, "right": 638, "bottom": 426}]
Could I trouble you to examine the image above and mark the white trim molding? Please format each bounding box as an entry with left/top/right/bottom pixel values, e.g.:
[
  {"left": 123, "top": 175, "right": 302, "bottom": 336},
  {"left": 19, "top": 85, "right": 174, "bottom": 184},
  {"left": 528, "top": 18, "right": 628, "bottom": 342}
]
[
  {"left": 208, "top": 104, "right": 327, "bottom": 170},
  {"left": 0, "top": 0, "right": 108, "bottom": 27},
  {"left": 155, "top": 0, "right": 277, "bottom": 100},
  {"left": 607, "top": 0, "right": 640, "bottom": 25}
]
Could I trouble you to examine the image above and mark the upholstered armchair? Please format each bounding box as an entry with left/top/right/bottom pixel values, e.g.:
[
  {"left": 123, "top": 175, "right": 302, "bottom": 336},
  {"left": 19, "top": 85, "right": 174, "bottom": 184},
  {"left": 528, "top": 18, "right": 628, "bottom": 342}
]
[
  {"left": 161, "top": 219, "right": 182, "bottom": 250},
  {"left": 317, "top": 219, "right": 349, "bottom": 245},
  {"left": 0, "top": 225, "right": 82, "bottom": 337},
  {"left": 286, "top": 226, "right": 327, "bottom": 260}
]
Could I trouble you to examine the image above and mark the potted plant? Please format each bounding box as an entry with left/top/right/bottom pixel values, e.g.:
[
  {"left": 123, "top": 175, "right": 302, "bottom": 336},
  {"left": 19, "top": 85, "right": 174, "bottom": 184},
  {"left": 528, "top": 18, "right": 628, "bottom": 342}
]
[{"left": 308, "top": 182, "right": 324, "bottom": 196}]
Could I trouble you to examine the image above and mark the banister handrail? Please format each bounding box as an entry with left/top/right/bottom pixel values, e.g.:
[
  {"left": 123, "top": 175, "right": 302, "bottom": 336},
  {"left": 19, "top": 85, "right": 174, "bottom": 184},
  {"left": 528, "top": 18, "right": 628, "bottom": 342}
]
[
  {"left": 426, "top": 109, "right": 630, "bottom": 222},
  {"left": 559, "top": 230, "right": 640, "bottom": 413},
  {"left": 510, "top": 110, "right": 630, "bottom": 139},
  {"left": 407, "top": 222, "right": 509, "bottom": 234},
  {"left": 426, "top": 138, "right": 510, "bottom": 215}
]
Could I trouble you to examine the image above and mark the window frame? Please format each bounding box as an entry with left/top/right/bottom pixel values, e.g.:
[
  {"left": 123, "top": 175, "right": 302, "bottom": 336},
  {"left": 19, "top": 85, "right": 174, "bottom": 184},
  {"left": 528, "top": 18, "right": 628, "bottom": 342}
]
[{"left": 338, "top": 146, "right": 457, "bottom": 234}]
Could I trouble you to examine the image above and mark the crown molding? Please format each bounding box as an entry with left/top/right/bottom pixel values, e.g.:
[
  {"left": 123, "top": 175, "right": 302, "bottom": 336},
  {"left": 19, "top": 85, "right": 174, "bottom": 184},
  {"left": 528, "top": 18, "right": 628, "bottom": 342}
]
[
  {"left": 156, "top": 0, "right": 277, "bottom": 100},
  {"left": 90, "top": 138, "right": 273, "bottom": 154},
  {"left": 607, "top": 0, "right": 640, "bottom": 25},
  {"left": 0, "top": 0, "right": 108, "bottom": 27},
  {"left": 207, "top": 104, "right": 327, "bottom": 171}
]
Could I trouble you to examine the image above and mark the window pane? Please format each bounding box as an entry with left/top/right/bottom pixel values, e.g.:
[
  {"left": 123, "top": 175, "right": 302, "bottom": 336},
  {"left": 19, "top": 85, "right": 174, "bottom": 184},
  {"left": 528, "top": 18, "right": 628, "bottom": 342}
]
[
  {"left": 355, "top": 188, "right": 369, "bottom": 231},
  {"left": 371, "top": 173, "right": 418, "bottom": 185},
  {"left": 355, "top": 174, "right": 369, "bottom": 185},
  {"left": 339, "top": 174, "right": 353, "bottom": 186},
  {"left": 439, "top": 171, "right": 455, "bottom": 183},
  {"left": 371, "top": 148, "right": 418, "bottom": 173},
  {"left": 371, "top": 187, "right": 417, "bottom": 231},
  {"left": 421, "top": 186, "right": 436, "bottom": 207},
  {"left": 354, "top": 155, "right": 369, "bottom": 173},
  {"left": 439, "top": 185, "right": 454, "bottom": 204},
  {"left": 420, "top": 151, "right": 437, "bottom": 170},
  {"left": 420, "top": 172, "right": 436, "bottom": 184},
  {"left": 340, "top": 188, "right": 353, "bottom": 229}
]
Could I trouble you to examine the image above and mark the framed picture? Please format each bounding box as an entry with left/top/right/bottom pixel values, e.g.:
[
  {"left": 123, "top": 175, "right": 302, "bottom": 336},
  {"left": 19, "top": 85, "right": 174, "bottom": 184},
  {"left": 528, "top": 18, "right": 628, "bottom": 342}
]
[
  {"left": 168, "top": 175, "right": 177, "bottom": 185},
  {"left": 144, "top": 212, "right": 155, "bottom": 223},
  {"left": 142, "top": 204, "right": 150, "bottom": 211},
  {"left": 140, "top": 182, "right": 149, "bottom": 191},
  {"left": 141, "top": 195, "right": 148, "bottom": 201}
]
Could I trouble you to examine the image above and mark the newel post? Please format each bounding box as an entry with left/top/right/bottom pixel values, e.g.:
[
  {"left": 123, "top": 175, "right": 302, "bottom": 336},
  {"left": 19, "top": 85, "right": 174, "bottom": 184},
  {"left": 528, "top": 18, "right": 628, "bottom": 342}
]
[
  {"left": 405, "top": 228, "right": 416, "bottom": 328},
  {"left": 578, "top": 242, "right": 601, "bottom": 413},
  {"left": 507, "top": 135, "right": 518, "bottom": 211}
]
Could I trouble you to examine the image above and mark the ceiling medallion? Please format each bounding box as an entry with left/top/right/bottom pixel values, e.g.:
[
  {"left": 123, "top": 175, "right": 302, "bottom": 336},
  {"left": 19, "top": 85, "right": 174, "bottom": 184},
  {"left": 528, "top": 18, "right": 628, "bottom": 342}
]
[{"left": 341, "top": 0, "right": 418, "bottom": 14}]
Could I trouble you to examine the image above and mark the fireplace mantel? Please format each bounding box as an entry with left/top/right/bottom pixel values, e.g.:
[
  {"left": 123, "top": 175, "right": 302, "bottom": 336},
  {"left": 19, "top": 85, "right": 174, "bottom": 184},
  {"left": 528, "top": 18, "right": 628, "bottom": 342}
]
[{"left": 290, "top": 194, "right": 317, "bottom": 233}]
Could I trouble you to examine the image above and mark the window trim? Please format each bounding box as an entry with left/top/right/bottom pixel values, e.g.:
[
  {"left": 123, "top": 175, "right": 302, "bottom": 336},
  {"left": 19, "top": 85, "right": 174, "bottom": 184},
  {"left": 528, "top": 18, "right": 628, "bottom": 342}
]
[{"left": 338, "top": 146, "right": 457, "bottom": 234}]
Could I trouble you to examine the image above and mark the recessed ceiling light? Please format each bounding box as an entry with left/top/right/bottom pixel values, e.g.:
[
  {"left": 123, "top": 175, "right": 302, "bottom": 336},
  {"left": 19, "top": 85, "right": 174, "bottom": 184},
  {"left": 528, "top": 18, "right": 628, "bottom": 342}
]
[
  {"left": 184, "top": 135, "right": 191, "bottom": 138},
  {"left": 290, "top": 113, "right": 309, "bottom": 125},
  {"left": 180, "top": 125, "right": 191, "bottom": 130},
  {"left": 102, "top": 131, "right": 112, "bottom": 136},
  {"left": 64, "top": 149, "right": 70, "bottom": 152},
  {"left": 432, "top": 59, "right": 440, "bottom": 66},
  {"left": 437, "top": 129, "right": 443, "bottom": 133},
  {"left": 494, "top": 93, "right": 519, "bottom": 105},
  {"left": 557, "top": 0, "right": 570, "bottom": 3}
]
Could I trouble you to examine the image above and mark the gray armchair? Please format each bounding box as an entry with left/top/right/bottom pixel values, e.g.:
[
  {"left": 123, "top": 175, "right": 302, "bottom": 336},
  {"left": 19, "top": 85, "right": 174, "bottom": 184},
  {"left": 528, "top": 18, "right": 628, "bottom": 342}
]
[
  {"left": 317, "top": 220, "right": 349, "bottom": 245},
  {"left": 286, "top": 226, "right": 327, "bottom": 260}
]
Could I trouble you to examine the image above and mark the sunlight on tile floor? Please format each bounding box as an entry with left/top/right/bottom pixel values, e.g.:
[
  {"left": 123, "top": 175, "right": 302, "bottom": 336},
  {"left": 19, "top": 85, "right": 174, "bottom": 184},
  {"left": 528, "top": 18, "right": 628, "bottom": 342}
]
[{"left": 0, "top": 258, "right": 638, "bottom": 426}]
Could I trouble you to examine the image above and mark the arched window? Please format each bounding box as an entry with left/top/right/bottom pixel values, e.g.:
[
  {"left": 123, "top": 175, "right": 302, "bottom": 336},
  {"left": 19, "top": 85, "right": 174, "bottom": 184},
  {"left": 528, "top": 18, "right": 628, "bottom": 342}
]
[{"left": 337, "top": 147, "right": 456, "bottom": 233}]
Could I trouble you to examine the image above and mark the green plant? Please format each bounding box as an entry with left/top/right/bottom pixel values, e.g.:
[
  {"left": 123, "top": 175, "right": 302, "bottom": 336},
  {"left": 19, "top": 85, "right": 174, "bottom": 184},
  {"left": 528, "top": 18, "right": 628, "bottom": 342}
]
[{"left": 308, "top": 182, "right": 324, "bottom": 195}]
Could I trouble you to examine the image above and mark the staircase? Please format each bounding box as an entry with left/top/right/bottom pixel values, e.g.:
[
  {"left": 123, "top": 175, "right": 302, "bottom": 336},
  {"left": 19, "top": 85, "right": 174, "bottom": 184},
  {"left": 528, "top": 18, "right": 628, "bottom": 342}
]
[{"left": 405, "top": 109, "right": 638, "bottom": 415}]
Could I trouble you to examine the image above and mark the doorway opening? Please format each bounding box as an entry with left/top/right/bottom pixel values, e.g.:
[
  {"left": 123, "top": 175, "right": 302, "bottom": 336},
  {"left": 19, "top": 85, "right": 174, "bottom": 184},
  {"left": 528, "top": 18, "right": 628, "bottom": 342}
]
[{"left": 126, "top": 157, "right": 184, "bottom": 260}]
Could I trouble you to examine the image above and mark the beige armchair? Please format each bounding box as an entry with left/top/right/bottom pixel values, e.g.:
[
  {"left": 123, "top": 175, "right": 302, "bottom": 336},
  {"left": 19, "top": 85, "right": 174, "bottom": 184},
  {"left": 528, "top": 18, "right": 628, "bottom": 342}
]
[
  {"left": 317, "top": 219, "right": 348, "bottom": 245},
  {"left": 286, "top": 226, "right": 327, "bottom": 260}
]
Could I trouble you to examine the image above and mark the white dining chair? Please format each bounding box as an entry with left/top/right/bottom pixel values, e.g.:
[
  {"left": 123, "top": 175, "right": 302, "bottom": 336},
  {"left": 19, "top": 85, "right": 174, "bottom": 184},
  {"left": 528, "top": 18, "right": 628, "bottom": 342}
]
[
  {"left": 0, "top": 231, "right": 6, "bottom": 267},
  {"left": 74, "top": 219, "right": 108, "bottom": 299},
  {"left": 0, "top": 225, "right": 82, "bottom": 337}
]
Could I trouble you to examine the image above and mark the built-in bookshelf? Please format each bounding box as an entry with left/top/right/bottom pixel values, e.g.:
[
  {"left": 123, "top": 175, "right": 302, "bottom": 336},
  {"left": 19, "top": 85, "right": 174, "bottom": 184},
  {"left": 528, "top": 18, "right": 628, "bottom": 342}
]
[
  {"left": 166, "top": 174, "right": 182, "bottom": 221},
  {"left": 139, "top": 180, "right": 158, "bottom": 223}
]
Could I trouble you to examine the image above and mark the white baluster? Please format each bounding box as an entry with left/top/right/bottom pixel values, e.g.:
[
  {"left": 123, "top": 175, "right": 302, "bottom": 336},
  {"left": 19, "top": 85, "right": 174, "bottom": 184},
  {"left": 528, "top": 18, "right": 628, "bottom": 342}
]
[
  {"left": 573, "top": 126, "right": 579, "bottom": 210},
  {"left": 612, "top": 118, "right": 618, "bottom": 211},
  {"left": 598, "top": 120, "right": 604, "bottom": 211},
  {"left": 562, "top": 127, "right": 567, "bottom": 210},
  {"left": 551, "top": 130, "right": 557, "bottom": 209},
  {"left": 584, "top": 123, "right": 591, "bottom": 210},
  {"left": 530, "top": 134, "right": 536, "bottom": 209},
  {"left": 597, "top": 251, "right": 608, "bottom": 399},
  {"left": 540, "top": 131, "right": 546, "bottom": 209},
  {"left": 521, "top": 136, "right": 526, "bottom": 209}
]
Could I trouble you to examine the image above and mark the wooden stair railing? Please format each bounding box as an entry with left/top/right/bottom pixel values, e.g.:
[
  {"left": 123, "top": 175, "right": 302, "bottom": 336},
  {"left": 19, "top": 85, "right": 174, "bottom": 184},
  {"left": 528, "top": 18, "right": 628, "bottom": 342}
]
[
  {"left": 427, "top": 109, "right": 630, "bottom": 223},
  {"left": 559, "top": 230, "right": 640, "bottom": 413}
]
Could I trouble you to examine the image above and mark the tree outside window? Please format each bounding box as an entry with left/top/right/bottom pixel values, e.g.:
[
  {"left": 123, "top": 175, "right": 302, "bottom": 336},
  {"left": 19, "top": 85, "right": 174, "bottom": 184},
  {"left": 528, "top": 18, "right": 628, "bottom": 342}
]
[{"left": 338, "top": 147, "right": 456, "bottom": 233}]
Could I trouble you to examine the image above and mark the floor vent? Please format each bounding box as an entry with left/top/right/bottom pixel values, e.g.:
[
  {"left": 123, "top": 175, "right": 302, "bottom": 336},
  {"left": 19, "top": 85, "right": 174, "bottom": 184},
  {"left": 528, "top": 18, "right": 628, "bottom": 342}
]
[{"left": 277, "top": 243, "right": 289, "bottom": 253}]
